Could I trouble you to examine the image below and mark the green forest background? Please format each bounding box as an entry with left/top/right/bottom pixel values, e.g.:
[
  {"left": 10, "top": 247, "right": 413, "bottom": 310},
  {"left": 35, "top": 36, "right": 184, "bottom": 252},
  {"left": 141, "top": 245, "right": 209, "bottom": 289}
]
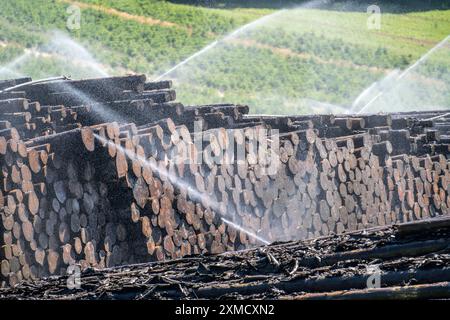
[{"left": 0, "top": 0, "right": 449, "bottom": 114}]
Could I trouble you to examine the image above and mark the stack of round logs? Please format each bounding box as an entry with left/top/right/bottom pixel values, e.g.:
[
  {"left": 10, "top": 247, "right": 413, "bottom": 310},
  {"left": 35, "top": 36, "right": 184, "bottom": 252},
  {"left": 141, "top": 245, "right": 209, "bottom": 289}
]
[
  {"left": 0, "top": 127, "right": 155, "bottom": 286},
  {"left": 1, "top": 74, "right": 450, "bottom": 287}
]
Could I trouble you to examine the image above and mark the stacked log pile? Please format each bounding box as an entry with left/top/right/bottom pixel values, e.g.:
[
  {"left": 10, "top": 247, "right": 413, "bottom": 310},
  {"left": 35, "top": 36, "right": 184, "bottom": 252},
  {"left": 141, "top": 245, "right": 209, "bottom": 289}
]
[
  {"left": 1, "top": 216, "right": 450, "bottom": 300},
  {"left": 0, "top": 74, "right": 449, "bottom": 288}
]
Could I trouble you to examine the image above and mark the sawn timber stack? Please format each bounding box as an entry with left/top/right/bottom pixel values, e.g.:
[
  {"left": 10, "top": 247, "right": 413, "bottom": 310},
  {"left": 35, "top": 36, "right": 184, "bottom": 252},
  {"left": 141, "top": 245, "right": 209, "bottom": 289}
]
[{"left": 0, "top": 74, "right": 449, "bottom": 289}]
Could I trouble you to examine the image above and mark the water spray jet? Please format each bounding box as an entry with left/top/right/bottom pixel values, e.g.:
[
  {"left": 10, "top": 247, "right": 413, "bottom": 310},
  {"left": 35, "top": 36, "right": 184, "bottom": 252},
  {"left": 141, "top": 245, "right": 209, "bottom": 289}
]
[
  {"left": 93, "top": 133, "right": 271, "bottom": 246},
  {"left": 154, "top": 0, "right": 329, "bottom": 82},
  {"left": 0, "top": 31, "right": 110, "bottom": 80},
  {"left": 56, "top": 81, "right": 128, "bottom": 123}
]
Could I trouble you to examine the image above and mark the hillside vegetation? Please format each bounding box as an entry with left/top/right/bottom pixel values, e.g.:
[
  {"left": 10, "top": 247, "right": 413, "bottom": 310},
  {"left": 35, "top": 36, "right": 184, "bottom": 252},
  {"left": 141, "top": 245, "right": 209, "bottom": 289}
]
[{"left": 0, "top": 0, "right": 449, "bottom": 114}]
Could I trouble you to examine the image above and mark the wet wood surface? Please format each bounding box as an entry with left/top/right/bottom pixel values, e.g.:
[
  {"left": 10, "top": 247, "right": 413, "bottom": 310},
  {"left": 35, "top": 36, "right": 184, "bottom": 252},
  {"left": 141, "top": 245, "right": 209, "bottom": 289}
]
[{"left": 1, "top": 74, "right": 450, "bottom": 290}]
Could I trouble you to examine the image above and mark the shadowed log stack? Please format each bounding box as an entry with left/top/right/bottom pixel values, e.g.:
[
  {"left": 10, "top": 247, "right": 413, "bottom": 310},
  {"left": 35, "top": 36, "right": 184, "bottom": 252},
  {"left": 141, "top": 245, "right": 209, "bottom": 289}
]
[{"left": 0, "top": 74, "right": 449, "bottom": 289}]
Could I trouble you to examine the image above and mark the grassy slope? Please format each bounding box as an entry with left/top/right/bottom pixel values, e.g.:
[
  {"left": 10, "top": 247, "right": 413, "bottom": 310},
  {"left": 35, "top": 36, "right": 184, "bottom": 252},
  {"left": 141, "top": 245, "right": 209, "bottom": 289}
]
[
  {"left": 0, "top": 0, "right": 448, "bottom": 114},
  {"left": 168, "top": 6, "right": 449, "bottom": 113},
  {"left": 0, "top": 0, "right": 250, "bottom": 74}
]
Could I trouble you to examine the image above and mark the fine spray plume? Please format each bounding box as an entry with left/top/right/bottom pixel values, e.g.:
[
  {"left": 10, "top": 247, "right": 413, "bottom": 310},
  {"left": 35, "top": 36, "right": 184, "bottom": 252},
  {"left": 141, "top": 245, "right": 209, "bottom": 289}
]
[
  {"left": 352, "top": 35, "right": 450, "bottom": 114},
  {"left": 0, "top": 52, "right": 31, "bottom": 78},
  {"left": 93, "top": 133, "right": 271, "bottom": 246},
  {"left": 0, "top": 30, "right": 110, "bottom": 80},
  {"left": 59, "top": 81, "right": 129, "bottom": 124},
  {"left": 0, "top": 31, "right": 123, "bottom": 123},
  {"left": 154, "top": 0, "right": 345, "bottom": 115},
  {"left": 1, "top": 2, "right": 447, "bottom": 251}
]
